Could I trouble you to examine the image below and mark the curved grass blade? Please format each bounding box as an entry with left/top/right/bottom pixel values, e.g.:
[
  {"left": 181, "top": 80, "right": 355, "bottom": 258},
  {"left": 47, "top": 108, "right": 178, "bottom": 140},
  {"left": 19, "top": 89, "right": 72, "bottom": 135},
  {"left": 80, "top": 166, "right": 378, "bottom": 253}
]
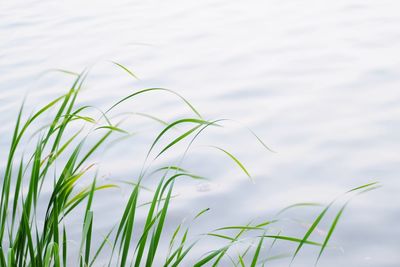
[
  {"left": 194, "top": 208, "right": 210, "bottom": 220},
  {"left": 315, "top": 183, "right": 381, "bottom": 265},
  {"left": 210, "top": 146, "right": 252, "bottom": 182},
  {"left": 261, "top": 235, "right": 322, "bottom": 246},
  {"left": 194, "top": 246, "right": 229, "bottom": 267},
  {"left": 95, "top": 125, "right": 129, "bottom": 134},
  {"left": 250, "top": 235, "right": 264, "bottom": 267},
  {"left": 155, "top": 125, "right": 202, "bottom": 159},
  {"left": 106, "top": 88, "right": 202, "bottom": 119},
  {"left": 147, "top": 118, "right": 210, "bottom": 160},
  {"left": 145, "top": 182, "right": 174, "bottom": 266},
  {"left": 277, "top": 203, "right": 323, "bottom": 216},
  {"left": 112, "top": 61, "right": 140, "bottom": 80}
]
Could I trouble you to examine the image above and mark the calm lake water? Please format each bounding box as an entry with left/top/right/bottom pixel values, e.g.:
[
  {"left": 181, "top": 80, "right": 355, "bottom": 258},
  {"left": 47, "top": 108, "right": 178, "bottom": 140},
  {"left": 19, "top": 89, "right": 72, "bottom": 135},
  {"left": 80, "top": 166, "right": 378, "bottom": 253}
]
[{"left": 1, "top": 0, "right": 400, "bottom": 266}]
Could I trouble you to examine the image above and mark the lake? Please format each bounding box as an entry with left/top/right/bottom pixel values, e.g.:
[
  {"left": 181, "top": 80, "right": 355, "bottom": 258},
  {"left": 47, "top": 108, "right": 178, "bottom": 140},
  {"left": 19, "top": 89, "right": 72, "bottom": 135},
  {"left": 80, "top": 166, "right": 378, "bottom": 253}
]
[{"left": 1, "top": 0, "right": 399, "bottom": 266}]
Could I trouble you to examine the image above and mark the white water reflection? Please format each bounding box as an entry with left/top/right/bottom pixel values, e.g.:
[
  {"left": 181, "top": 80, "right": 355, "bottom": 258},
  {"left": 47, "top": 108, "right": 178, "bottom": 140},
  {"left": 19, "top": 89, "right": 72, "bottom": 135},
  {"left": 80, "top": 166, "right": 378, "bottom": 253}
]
[{"left": 1, "top": 0, "right": 400, "bottom": 266}]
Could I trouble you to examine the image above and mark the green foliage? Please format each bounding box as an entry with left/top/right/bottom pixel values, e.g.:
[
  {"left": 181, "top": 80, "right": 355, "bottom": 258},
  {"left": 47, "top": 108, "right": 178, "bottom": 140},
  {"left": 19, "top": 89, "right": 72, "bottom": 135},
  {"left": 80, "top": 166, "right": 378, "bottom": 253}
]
[{"left": 0, "top": 65, "right": 378, "bottom": 266}]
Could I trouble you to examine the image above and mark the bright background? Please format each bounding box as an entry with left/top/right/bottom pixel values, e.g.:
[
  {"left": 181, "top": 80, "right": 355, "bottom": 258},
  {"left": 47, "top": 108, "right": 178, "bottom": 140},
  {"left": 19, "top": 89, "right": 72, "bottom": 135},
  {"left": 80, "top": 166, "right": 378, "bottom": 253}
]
[{"left": 1, "top": 0, "right": 399, "bottom": 266}]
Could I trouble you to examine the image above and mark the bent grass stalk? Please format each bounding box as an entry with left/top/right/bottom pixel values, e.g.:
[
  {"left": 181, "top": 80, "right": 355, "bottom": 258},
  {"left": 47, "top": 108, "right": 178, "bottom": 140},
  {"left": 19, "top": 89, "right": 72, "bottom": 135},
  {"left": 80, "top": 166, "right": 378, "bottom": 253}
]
[{"left": 0, "top": 65, "right": 378, "bottom": 266}]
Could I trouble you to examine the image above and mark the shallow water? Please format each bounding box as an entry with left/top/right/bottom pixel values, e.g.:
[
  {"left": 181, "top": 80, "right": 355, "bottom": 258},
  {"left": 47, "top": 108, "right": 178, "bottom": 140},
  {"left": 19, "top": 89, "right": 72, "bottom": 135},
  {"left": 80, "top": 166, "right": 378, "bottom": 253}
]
[{"left": 1, "top": 0, "right": 400, "bottom": 266}]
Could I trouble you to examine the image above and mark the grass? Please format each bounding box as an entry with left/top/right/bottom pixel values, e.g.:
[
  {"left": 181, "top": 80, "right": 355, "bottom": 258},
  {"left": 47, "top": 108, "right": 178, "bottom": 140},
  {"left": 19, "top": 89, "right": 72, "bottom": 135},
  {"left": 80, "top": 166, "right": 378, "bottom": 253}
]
[{"left": 0, "top": 65, "right": 379, "bottom": 266}]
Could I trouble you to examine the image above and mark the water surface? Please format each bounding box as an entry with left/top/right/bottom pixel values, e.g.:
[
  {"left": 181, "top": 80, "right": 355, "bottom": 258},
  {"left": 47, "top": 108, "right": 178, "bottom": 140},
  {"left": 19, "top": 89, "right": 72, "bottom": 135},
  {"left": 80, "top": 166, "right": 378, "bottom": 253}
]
[{"left": 1, "top": 0, "right": 400, "bottom": 266}]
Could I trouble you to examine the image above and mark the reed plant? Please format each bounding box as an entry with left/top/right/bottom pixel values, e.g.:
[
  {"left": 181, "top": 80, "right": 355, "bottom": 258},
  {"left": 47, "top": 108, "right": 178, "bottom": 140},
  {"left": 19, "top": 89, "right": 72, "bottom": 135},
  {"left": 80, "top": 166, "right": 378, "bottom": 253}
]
[{"left": 0, "top": 66, "right": 379, "bottom": 266}]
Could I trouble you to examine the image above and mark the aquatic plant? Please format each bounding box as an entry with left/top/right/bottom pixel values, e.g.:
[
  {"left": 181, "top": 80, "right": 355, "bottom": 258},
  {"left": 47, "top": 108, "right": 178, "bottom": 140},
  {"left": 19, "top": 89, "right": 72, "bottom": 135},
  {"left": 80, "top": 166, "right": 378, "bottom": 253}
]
[{"left": 0, "top": 66, "right": 379, "bottom": 266}]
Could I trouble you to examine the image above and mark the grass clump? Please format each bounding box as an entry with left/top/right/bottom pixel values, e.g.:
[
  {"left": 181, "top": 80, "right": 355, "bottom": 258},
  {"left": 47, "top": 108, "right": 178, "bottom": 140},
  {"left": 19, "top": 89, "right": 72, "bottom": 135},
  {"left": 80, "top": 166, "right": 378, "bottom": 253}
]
[{"left": 0, "top": 66, "right": 379, "bottom": 266}]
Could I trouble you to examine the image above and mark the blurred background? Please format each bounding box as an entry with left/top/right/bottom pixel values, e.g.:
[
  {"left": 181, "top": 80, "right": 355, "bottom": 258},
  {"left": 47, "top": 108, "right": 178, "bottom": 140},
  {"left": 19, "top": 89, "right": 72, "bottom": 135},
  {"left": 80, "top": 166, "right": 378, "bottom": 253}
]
[{"left": 1, "top": 0, "right": 399, "bottom": 266}]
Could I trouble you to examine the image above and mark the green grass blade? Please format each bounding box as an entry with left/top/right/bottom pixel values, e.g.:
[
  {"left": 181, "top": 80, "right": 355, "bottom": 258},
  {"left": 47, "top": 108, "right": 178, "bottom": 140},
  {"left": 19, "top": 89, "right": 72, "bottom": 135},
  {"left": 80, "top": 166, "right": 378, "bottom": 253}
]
[
  {"left": 193, "top": 247, "right": 228, "bottom": 267},
  {"left": 261, "top": 235, "right": 322, "bottom": 246},
  {"left": 315, "top": 202, "right": 347, "bottom": 265},
  {"left": 250, "top": 235, "right": 264, "bottom": 267},
  {"left": 145, "top": 182, "right": 174, "bottom": 266},
  {"left": 106, "top": 88, "right": 202, "bottom": 118},
  {"left": 291, "top": 204, "right": 332, "bottom": 264},
  {"left": 210, "top": 146, "right": 252, "bottom": 181},
  {"left": 112, "top": 61, "right": 140, "bottom": 80}
]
